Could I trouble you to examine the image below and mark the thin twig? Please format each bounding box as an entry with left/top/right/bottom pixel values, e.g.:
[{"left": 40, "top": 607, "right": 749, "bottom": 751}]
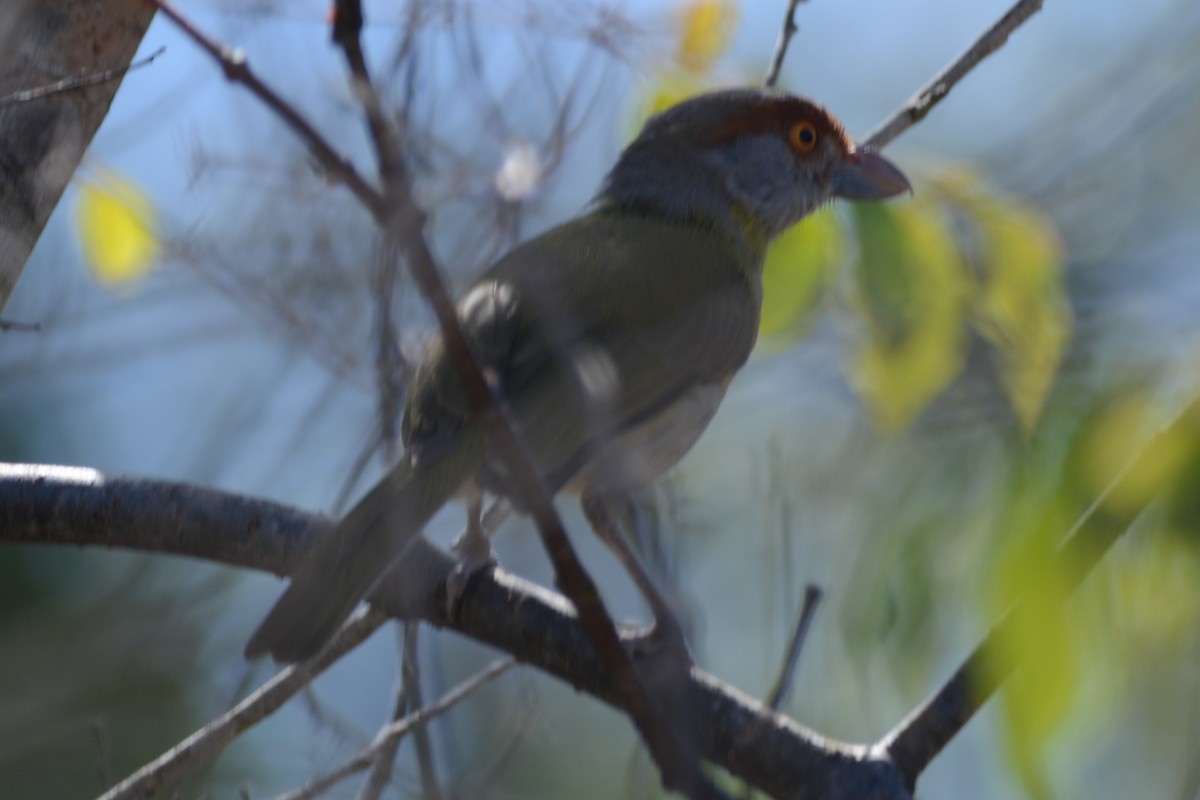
[
  {"left": 93, "top": 0, "right": 1057, "bottom": 796},
  {"left": 737, "top": 585, "right": 822, "bottom": 800},
  {"left": 358, "top": 631, "right": 411, "bottom": 800},
  {"left": 764, "top": 585, "right": 823, "bottom": 711},
  {"left": 862, "top": 0, "right": 1043, "bottom": 149},
  {"left": 0, "top": 318, "right": 42, "bottom": 333},
  {"left": 97, "top": 608, "right": 387, "bottom": 800},
  {"left": 0, "top": 48, "right": 165, "bottom": 108},
  {"left": 368, "top": 238, "right": 407, "bottom": 463},
  {"left": 404, "top": 621, "right": 443, "bottom": 800},
  {"left": 274, "top": 659, "right": 516, "bottom": 800},
  {"left": 151, "top": 1, "right": 385, "bottom": 219},
  {"left": 326, "top": 5, "right": 724, "bottom": 798},
  {"left": 763, "top": 0, "right": 807, "bottom": 89}
]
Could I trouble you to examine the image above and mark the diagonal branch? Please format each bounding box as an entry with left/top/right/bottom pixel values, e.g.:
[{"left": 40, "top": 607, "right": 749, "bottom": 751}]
[
  {"left": 150, "top": 1, "right": 385, "bottom": 220},
  {"left": 328, "top": 3, "right": 723, "bottom": 797},
  {"left": 878, "top": 387, "right": 1194, "bottom": 785},
  {"left": 97, "top": 607, "right": 388, "bottom": 800},
  {"left": 763, "top": 0, "right": 808, "bottom": 90},
  {"left": 863, "top": 0, "right": 1044, "bottom": 150},
  {"left": 275, "top": 658, "right": 515, "bottom": 800},
  {"left": 0, "top": 47, "right": 164, "bottom": 108},
  {"left": 153, "top": 2, "right": 724, "bottom": 795}
]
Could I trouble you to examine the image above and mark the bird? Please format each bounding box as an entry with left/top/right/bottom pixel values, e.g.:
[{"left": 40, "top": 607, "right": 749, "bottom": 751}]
[{"left": 245, "top": 87, "right": 910, "bottom": 663}]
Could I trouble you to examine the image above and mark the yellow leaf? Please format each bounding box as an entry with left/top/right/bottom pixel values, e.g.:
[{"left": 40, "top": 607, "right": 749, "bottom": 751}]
[
  {"left": 1082, "top": 392, "right": 1193, "bottom": 514},
  {"left": 675, "top": 0, "right": 738, "bottom": 73},
  {"left": 76, "top": 170, "right": 161, "bottom": 287},
  {"left": 848, "top": 198, "right": 967, "bottom": 430},
  {"left": 940, "top": 174, "right": 1070, "bottom": 432},
  {"left": 1110, "top": 533, "right": 1200, "bottom": 650},
  {"left": 978, "top": 498, "right": 1079, "bottom": 793},
  {"left": 757, "top": 208, "right": 842, "bottom": 349}
]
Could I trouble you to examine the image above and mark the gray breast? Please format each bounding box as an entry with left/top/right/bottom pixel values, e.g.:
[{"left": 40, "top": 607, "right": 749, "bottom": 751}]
[{"left": 567, "top": 379, "right": 730, "bottom": 494}]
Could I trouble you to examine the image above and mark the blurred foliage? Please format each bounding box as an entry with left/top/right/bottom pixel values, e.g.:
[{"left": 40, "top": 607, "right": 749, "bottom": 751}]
[
  {"left": 764, "top": 175, "right": 1069, "bottom": 433},
  {"left": 847, "top": 197, "right": 970, "bottom": 430},
  {"left": 75, "top": 167, "right": 162, "bottom": 288},
  {"left": 938, "top": 172, "right": 1069, "bottom": 433},
  {"left": 0, "top": 552, "right": 239, "bottom": 799},
  {"left": 758, "top": 208, "right": 843, "bottom": 344},
  {"left": 11, "top": 0, "right": 1200, "bottom": 799},
  {"left": 959, "top": 386, "right": 1200, "bottom": 798},
  {"left": 674, "top": 0, "right": 738, "bottom": 72},
  {"left": 638, "top": 5, "right": 1071, "bottom": 434}
]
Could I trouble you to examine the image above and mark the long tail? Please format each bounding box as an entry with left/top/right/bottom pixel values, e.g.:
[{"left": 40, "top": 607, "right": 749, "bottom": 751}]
[{"left": 245, "top": 430, "right": 482, "bottom": 663}]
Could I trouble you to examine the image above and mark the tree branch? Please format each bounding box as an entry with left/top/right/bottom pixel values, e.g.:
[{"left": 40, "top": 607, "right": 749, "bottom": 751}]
[
  {"left": 5, "top": 0, "right": 1074, "bottom": 797},
  {"left": 275, "top": 658, "right": 514, "bottom": 800},
  {"left": 150, "top": 1, "right": 385, "bottom": 220},
  {"left": 98, "top": 607, "right": 388, "bottom": 800},
  {"left": 0, "top": 47, "right": 164, "bottom": 109},
  {"left": 880, "top": 389, "right": 1189, "bottom": 785},
  {"left": 0, "top": 463, "right": 907, "bottom": 800},
  {"left": 862, "top": 0, "right": 1043, "bottom": 150},
  {"left": 763, "top": 0, "right": 808, "bottom": 90},
  {"left": 324, "top": 2, "right": 724, "bottom": 795}
]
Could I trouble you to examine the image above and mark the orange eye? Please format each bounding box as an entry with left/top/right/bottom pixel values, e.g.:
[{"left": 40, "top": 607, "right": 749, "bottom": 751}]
[{"left": 789, "top": 121, "right": 818, "bottom": 153}]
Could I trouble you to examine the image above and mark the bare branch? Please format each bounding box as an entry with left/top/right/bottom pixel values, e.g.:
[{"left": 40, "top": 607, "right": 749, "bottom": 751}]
[
  {"left": 357, "top": 622, "right": 443, "bottom": 800},
  {"left": 0, "top": 47, "right": 164, "bottom": 108},
  {"left": 150, "top": 1, "right": 386, "bottom": 220},
  {"left": 97, "top": 608, "right": 387, "bottom": 800},
  {"left": 763, "top": 0, "right": 808, "bottom": 90},
  {"left": 862, "top": 0, "right": 1043, "bottom": 149},
  {"left": 326, "top": 5, "right": 723, "bottom": 797},
  {"left": 879, "top": 387, "right": 1200, "bottom": 783},
  {"left": 0, "top": 464, "right": 908, "bottom": 800},
  {"left": 276, "top": 659, "right": 515, "bottom": 800},
  {"left": 358, "top": 646, "right": 412, "bottom": 800},
  {"left": 765, "top": 585, "right": 823, "bottom": 711},
  {"left": 154, "top": 3, "right": 706, "bottom": 790}
]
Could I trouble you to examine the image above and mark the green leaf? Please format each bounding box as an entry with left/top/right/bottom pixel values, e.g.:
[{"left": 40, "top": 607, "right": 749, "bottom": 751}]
[
  {"left": 757, "top": 208, "right": 842, "bottom": 349},
  {"left": 940, "top": 174, "right": 1070, "bottom": 432},
  {"left": 848, "top": 199, "right": 967, "bottom": 430},
  {"left": 979, "top": 496, "right": 1079, "bottom": 800}
]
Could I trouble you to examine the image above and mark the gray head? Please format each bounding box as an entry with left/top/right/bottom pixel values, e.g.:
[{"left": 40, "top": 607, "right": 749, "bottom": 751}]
[{"left": 598, "top": 88, "right": 909, "bottom": 241}]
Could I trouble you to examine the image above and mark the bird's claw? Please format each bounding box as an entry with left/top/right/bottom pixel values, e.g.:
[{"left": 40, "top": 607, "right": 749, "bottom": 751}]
[{"left": 445, "top": 522, "right": 497, "bottom": 618}]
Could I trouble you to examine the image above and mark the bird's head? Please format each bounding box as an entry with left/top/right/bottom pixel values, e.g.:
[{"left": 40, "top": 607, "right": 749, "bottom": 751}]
[{"left": 600, "top": 88, "right": 910, "bottom": 241}]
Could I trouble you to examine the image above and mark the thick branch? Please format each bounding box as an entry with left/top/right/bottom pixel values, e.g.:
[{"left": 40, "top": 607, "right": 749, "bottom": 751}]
[{"left": 0, "top": 463, "right": 909, "bottom": 800}]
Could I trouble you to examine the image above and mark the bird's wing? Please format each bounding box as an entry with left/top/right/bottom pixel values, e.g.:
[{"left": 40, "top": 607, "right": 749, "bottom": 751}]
[{"left": 404, "top": 209, "right": 764, "bottom": 490}]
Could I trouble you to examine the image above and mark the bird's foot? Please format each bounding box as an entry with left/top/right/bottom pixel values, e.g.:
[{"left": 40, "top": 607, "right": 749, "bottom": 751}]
[{"left": 445, "top": 518, "right": 497, "bottom": 618}]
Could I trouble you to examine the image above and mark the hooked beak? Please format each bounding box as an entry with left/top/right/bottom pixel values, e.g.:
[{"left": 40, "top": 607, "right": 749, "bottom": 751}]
[{"left": 832, "top": 149, "right": 911, "bottom": 201}]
